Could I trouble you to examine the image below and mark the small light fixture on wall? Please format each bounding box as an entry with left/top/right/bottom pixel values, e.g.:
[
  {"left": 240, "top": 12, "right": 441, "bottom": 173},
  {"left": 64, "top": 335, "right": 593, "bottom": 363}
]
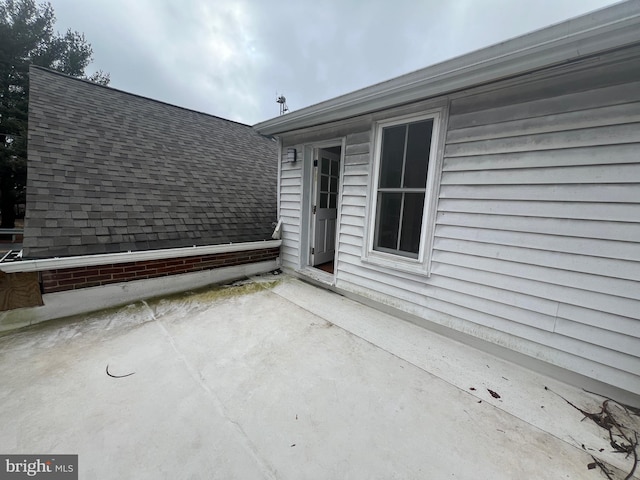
[{"left": 287, "top": 147, "right": 297, "bottom": 163}]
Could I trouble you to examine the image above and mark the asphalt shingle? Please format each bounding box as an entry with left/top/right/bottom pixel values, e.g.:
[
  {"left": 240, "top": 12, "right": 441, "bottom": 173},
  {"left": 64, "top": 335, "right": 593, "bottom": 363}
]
[{"left": 24, "top": 66, "right": 278, "bottom": 258}]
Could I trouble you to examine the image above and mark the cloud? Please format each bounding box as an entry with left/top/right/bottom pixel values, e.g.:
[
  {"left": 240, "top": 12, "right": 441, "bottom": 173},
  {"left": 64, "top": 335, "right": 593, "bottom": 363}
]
[{"left": 47, "top": 0, "right": 620, "bottom": 125}]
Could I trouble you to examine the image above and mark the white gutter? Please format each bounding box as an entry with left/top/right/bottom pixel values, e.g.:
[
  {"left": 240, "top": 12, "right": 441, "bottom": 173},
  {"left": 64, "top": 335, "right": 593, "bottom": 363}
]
[
  {"left": 253, "top": 1, "right": 640, "bottom": 135},
  {"left": 0, "top": 240, "right": 282, "bottom": 273}
]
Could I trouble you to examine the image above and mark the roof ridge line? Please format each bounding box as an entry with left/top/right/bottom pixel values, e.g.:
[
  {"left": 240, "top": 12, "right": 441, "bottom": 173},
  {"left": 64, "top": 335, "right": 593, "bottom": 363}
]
[{"left": 29, "top": 65, "right": 255, "bottom": 129}]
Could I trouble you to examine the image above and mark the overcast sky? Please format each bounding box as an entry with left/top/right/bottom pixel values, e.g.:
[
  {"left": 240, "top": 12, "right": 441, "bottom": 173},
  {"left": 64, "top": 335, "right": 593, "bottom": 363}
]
[{"left": 47, "top": 0, "right": 620, "bottom": 125}]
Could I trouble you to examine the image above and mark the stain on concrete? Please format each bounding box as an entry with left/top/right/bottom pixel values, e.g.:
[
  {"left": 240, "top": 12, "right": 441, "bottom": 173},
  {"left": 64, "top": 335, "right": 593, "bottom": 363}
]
[{"left": 0, "top": 277, "right": 281, "bottom": 350}]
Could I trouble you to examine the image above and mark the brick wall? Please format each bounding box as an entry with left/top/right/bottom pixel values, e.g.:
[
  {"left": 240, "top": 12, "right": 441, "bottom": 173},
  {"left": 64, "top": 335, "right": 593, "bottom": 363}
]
[{"left": 40, "top": 247, "right": 279, "bottom": 294}]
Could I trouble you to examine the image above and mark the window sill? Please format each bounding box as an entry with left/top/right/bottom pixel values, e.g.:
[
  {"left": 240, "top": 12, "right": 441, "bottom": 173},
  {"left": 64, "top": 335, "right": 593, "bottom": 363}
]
[{"left": 361, "top": 252, "right": 431, "bottom": 278}]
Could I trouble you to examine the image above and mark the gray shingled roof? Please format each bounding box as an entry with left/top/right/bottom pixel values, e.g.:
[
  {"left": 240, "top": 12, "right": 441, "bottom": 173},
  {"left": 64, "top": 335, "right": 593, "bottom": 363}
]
[{"left": 24, "top": 66, "right": 278, "bottom": 259}]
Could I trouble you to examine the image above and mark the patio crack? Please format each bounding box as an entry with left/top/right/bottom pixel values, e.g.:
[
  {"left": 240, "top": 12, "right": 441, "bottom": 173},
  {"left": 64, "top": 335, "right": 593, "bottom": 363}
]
[{"left": 141, "top": 300, "right": 278, "bottom": 480}]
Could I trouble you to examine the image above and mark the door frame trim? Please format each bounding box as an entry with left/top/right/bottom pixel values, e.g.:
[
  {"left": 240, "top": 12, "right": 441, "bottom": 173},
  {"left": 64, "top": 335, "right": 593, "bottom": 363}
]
[{"left": 300, "top": 138, "right": 345, "bottom": 277}]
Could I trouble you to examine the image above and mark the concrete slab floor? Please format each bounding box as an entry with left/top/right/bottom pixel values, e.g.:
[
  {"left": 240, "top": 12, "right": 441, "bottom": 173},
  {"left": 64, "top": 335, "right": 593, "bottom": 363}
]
[{"left": 0, "top": 275, "right": 638, "bottom": 479}]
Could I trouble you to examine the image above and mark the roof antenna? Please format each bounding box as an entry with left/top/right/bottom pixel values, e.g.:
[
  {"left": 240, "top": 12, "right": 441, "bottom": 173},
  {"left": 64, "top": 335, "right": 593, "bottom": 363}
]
[{"left": 276, "top": 92, "right": 288, "bottom": 115}]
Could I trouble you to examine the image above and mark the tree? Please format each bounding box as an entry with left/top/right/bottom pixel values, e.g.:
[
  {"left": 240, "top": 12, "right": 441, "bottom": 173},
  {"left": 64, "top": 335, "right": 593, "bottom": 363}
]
[{"left": 0, "top": 0, "right": 109, "bottom": 228}]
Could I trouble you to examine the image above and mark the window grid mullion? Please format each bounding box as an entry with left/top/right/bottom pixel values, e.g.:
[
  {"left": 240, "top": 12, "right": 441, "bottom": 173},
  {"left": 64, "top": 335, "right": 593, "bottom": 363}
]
[
  {"left": 400, "top": 125, "right": 408, "bottom": 189},
  {"left": 396, "top": 192, "right": 405, "bottom": 251},
  {"left": 395, "top": 126, "right": 409, "bottom": 251}
]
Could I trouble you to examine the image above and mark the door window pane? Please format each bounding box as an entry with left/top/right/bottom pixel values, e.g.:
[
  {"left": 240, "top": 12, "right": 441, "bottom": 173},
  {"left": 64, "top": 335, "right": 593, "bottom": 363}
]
[
  {"left": 321, "top": 158, "right": 330, "bottom": 174},
  {"left": 320, "top": 193, "right": 328, "bottom": 208},
  {"left": 321, "top": 175, "right": 329, "bottom": 192},
  {"left": 330, "top": 176, "right": 338, "bottom": 194},
  {"left": 329, "top": 193, "right": 336, "bottom": 208},
  {"left": 331, "top": 159, "right": 339, "bottom": 176}
]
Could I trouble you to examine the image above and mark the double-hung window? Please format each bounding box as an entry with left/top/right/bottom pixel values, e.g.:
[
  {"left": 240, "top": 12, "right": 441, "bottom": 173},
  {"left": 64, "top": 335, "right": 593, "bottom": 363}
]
[{"left": 367, "top": 109, "right": 444, "bottom": 274}]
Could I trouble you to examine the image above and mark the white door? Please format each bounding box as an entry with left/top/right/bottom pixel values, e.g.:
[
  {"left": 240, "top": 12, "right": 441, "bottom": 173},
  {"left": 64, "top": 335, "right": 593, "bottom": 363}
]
[{"left": 312, "top": 149, "right": 340, "bottom": 266}]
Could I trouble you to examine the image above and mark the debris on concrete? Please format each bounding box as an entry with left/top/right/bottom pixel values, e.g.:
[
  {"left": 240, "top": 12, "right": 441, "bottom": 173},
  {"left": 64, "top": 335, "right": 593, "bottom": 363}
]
[
  {"left": 545, "top": 386, "right": 640, "bottom": 480},
  {"left": 105, "top": 365, "right": 135, "bottom": 379},
  {"left": 488, "top": 389, "right": 501, "bottom": 399},
  {"left": 0, "top": 275, "right": 636, "bottom": 479}
]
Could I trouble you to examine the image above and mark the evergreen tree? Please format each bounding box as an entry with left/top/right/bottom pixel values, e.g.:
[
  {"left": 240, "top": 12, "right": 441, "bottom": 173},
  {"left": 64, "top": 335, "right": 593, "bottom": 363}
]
[{"left": 0, "top": 0, "right": 108, "bottom": 228}]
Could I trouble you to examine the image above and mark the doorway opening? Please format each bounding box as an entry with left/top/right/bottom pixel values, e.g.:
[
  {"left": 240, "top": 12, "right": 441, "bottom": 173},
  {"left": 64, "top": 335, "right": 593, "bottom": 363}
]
[{"left": 310, "top": 145, "right": 341, "bottom": 275}]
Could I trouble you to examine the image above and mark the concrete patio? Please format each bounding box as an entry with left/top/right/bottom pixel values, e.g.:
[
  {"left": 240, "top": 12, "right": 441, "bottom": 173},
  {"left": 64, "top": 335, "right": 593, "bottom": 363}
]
[{"left": 0, "top": 274, "right": 638, "bottom": 479}]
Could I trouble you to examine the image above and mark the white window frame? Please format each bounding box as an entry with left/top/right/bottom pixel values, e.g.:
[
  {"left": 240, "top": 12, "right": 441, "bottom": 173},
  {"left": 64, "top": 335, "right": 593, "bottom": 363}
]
[{"left": 363, "top": 107, "right": 446, "bottom": 276}]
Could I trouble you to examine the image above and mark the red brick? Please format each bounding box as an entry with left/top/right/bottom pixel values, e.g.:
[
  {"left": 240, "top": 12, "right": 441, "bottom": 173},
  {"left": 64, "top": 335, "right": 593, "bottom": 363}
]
[
  {"left": 123, "top": 264, "right": 147, "bottom": 273},
  {"left": 200, "top": 259, "right": 225, "bottom": 268},
  {"left": 65, "top": 266, "right": 87, "bottom": 273},
  {"left": 50, "top": 272, "right": 73, "bottom": 281},
  {"left": 58, "top": 278, "right": 83, "bottom": 286},
  {"left": 39, "top": 248, "right": 279, "bottom": 293},
  {"left": 135, "top": 260, "right": 159, "bottom": 267},
  {"left": 72, "top": 268, "right": 99, "bottom": 278},
  {"left": 112, "top": 272, "right": 135, "bottom": 280},
  {"left": 154, "top": 266, "right": 174, "bottom": 274},
  {"left": 183, "top": 257, "right": 202, "bottom": 265},
  {"left": 143, "top": 262, "right": 159, "bottom": 268},
  {"left": 85, "top": 274, "right": 112, "bottom": 283},
  {"left": 99, "top": 267, "right": 124, "bottom": 274},
  {"left": 161, "top": 264, "right": 191, "bottom": 274},
  {"left": 162, "top": 258, "right": 186, "bottom": 267},
  {"left": 40, "top": 274, "right": 54, "bottom": 283},
  {"left": 43, "top": 285, "right": 69, "bottom": 293}
]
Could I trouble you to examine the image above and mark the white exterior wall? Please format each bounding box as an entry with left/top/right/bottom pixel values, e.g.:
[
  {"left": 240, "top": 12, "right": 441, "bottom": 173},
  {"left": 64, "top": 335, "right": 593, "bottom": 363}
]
[
  {"left": 277, "top": 51, "right": 640, "bottom": 395},
  {"left": 279, "top": 153, "right": 303, "bottom": 268}
]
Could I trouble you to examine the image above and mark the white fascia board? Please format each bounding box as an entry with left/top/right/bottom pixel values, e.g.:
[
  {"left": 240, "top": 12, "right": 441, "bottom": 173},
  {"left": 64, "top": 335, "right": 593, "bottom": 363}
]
[
  {"left": 0, "top": 240, "right": 282, "bottom": 273},
  {"left": 253, "top": 1, "right": 640, "bottom": 136}
]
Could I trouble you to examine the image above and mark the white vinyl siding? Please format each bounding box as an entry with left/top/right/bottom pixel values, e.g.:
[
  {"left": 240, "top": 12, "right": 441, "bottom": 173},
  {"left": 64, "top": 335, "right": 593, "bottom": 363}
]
[
  {"left": 433, "top": 74, "right": 640, "bottom": 376},
  {"left": 279, "top": 54, "right": 640, "bottom": 395},
  {"left": 335, "top": 131, "right": 370, "bottom": 278},
  {"left": 334, "top": 62, "right": 639, "bottom": 394},
  {"left": 279, "top": 149, "right": 303, "bottom": 269}
]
